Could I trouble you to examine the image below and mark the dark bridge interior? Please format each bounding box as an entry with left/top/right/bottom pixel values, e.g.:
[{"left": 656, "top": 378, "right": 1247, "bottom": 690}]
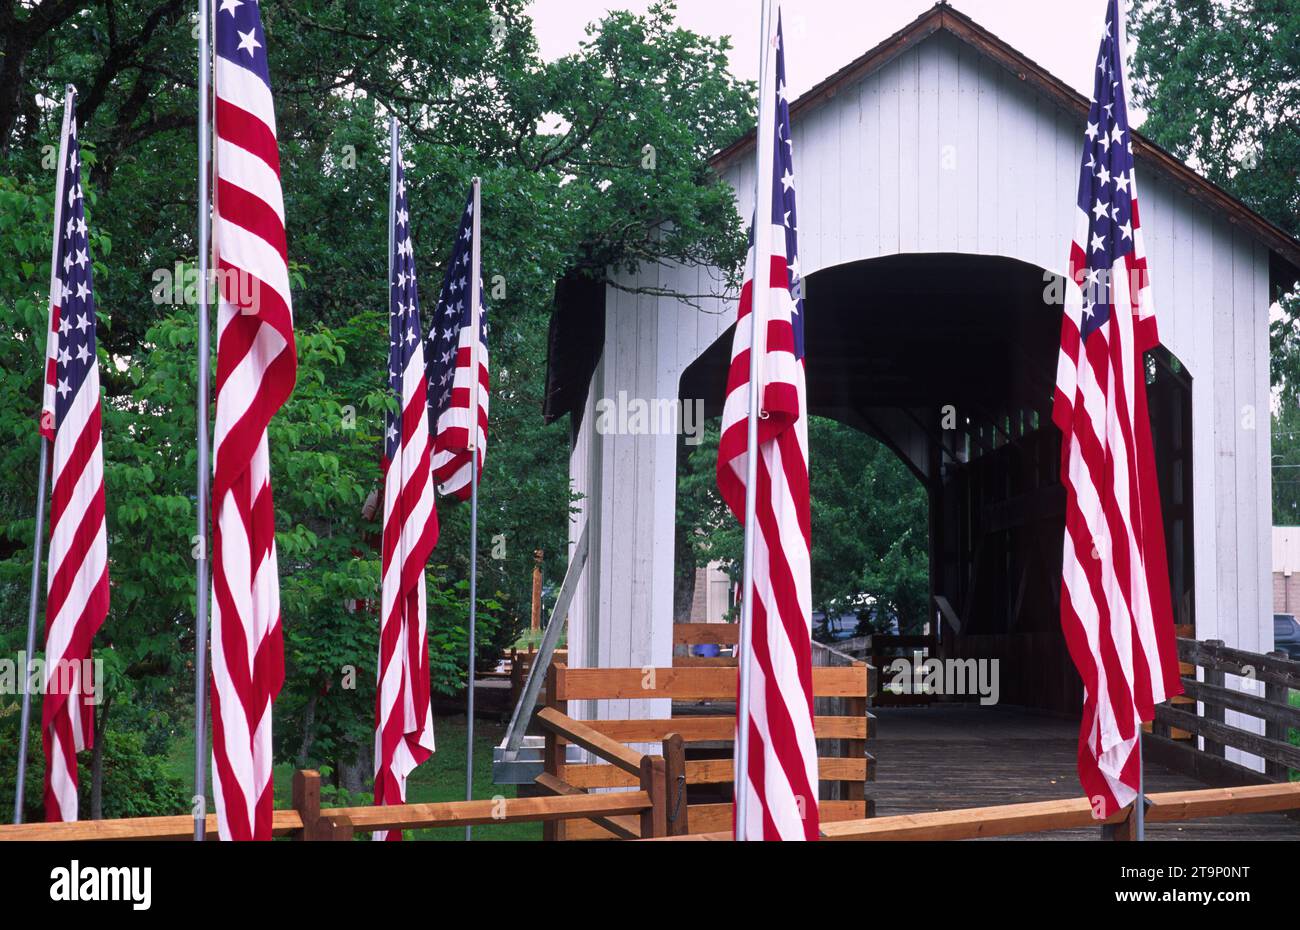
[{"left": 680, "top": 252, "right": 1194, "bottom": 715}]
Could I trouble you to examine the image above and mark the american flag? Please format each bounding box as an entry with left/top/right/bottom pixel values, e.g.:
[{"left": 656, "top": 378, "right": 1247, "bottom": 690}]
[
  {"left": 715, "top": 8, "right": 819, "bottom": 841},
  {"left": 425, "top": 188, "right": 488, "bottom": 500},
  {"left": 209, "top": 0, "right": 297, "bottom": 841},
  {"left": 373, "top": 137, "right": 438, "bottom": 840},
  {"left": 39, "top": 90, "right": 110, "bottom": 823},
  {"left": 1052, "top": 0, "right": 1181, "bottom": 819}
]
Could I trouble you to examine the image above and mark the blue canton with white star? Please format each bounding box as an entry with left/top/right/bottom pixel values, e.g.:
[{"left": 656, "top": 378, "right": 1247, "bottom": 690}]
[
  {"left": 1076, "top": 0, "right": 1138, "bottom": 339},
  {"left": 215, "top": 0, "right": 272, "bottom": 87},
  {"left": 51, "top": 103, "right": 98, "bottom": 430},
  {"left": 425, "top": 189, "right": 487, "bottom": 421},
  {"left": 769, "top": 13, "right": 803, "bottom": 360},
  {"left": 387, "top": 153, "right": 425, "bottom": 460}
]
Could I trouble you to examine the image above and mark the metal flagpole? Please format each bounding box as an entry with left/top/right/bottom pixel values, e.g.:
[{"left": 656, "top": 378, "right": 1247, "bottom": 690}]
[
  {"left": 13, "top": 441, "right": 49, "bottom": 824},
  {"left": 15, "top": 86, "right": 76, "bottom": 824},
  {"left": 1135, "top": 732, "right": 1145, "bottom": 840},
  {"left": 464, "top": 176, "right": 483, "bottom": 841},
  {"left": 193, "top": 0, "right": 213, "bottom": 842},
  {"left": 1113, "top": 0, "right": 1146, "bottom": 847},
  {"left": 735, "top": 0, "right": 776, "bottom": 842}
]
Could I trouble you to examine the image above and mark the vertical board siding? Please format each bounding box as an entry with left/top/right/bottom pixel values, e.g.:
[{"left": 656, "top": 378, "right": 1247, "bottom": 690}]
[
  {"left": 567, "top": 32, "right": 1276, "bottom": 721},
  {"left": 917, "top": 41, "right": 941, "bottom": 253},
  {"left": 956, "top": 41, "right": 981, "bottom": 252},
  {"left": 1190, "top": 207, "right": 1218, "bottom": 646},
  {"left": 935, "top": 35, "right": 960, "bottom": 248},
  {"left": 898, "top": 49, "right": 921, "bottom": 254},
  {"left": 1253, "top": 242, "right": 1272, "bottom": 656},
  {"left": 878, "top": 54, "right": 901, "bottom": 255},
  {"left": 1232, "top": 231, "right": 1260, "bottom": 654}
]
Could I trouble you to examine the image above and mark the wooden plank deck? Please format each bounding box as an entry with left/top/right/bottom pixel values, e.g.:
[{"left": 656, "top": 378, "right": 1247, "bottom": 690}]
[{"left": 870, "top": 705, "right": 1300, "bottom": 840}]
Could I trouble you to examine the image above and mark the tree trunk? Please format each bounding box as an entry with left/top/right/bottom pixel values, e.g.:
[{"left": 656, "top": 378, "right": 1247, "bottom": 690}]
[
  {"left": 338, "top": 745, "right": 371, "bottom": 795},
  {"left": 296, "top": 691, "right": 319, "bottom": 767},
  {"left": 89, "top": 694, "right": 113, "bottom": 820},
  {"left": 0, "top": 34, "right": 33, "bottom": 154}
]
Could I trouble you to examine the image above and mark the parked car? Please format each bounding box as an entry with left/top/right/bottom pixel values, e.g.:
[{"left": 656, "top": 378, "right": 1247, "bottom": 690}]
[{"left": 1274, "top": 613, "right": 1300, "bottom": 660}]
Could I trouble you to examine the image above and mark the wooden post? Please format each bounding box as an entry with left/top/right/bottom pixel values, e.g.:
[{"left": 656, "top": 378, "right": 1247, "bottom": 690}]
[
  {"left": 1264, "top": 651, "right": 1288, "bottom": 780},
  {"left": 531, "top": 549, "right": 544, "bottom": 633},
  {"left": 639, "top": 755, "right": 668, "bottom": 839},
  {"left": 292, "top": 769, "right": 321, "bottom": 841},
  {"left": 867, "top": 635, "right": 880, "bottom": 704},
  {"left": 846, "top": 659, "right": 869, "bottom": 808},
  {"left": 1203, "top": 639, "right": 1225, "bottom": 758},
  {"left": 542, "top": 662, "right": 565, "bottom": 841},
  {"left": 661, "top": 733, "right": 689, "bottom": 836},
  {"left": 1101, "top": 804, "right": 1138, "bottom": 841}
]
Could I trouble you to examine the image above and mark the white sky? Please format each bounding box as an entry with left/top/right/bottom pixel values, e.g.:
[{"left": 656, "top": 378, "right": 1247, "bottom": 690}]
[{"left": 526, "top": 0, "right": 1122, "bottom": 109}]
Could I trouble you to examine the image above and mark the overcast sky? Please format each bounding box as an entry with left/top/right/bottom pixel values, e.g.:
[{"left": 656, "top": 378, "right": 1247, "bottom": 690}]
[{"left": 525, "top": 0, "right": 1123, "bottom": 109}]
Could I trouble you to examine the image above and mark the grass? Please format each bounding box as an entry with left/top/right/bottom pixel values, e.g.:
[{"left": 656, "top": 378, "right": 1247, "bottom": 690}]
[{"left": 164, "top": 715, "right": 540, "bottom": 840}]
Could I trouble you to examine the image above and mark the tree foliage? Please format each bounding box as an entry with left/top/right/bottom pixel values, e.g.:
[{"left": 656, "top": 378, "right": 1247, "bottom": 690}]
[
  {"left": 677, "top": 418, "right": 929, "bottom": 637},
  {"left": 1129, "top": 0, "right": 1300, "bottom": 521},
  {"left": 0, "top": 0, "right": 752, "bottom": 802}
]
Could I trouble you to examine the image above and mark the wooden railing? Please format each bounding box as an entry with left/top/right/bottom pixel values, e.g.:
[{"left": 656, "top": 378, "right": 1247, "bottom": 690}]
[
  {"left": 534, "top": 705, "right": 677, "bottom": 839},
  {"left": 0, "top": 768, "right": 660, "bottom": 841},
  {"left": 652, "top": 781, "right": 1300, "bottom": 841},
  {"left": 1151, "top": 638, "right": 1300, "bottom": 781},
  {"left": 540, "top": 658, "right": 873, "bottom": 838}
]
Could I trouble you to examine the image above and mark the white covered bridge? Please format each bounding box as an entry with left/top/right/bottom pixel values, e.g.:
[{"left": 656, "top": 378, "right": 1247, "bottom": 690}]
[{"left": 536, "top": 3, "right": 1300, "bottom": 777}]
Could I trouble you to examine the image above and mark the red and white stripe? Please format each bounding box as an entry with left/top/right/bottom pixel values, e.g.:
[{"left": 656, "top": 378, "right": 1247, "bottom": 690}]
[
  {"left": 431, "top": 327, "right": 488, "bottom": 500},
  {"left": 209, "top": 14, "right": 297, "bottom": 842},
  {"left": 372, "top": 383, "right": 438, "bottom": 840},
  {"left": 1053, "top": 158, "right": 1181, "bottom": 823}
]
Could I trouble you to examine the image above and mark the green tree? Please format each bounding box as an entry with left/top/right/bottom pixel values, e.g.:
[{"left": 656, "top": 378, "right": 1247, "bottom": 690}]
[
  {"left": 1, "top": 1, "right": 754, "bottom": 810},
  {"left": 1129, "top": 0, "right": 1300, "bottom": 520},
  {"left": 676, "top": 417, "right": 929, "bottom": 637}
]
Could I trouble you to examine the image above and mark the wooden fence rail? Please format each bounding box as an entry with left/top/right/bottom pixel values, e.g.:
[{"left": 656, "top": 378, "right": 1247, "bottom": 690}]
[
  {"left": 0, "top": 767, "right": 664, "bottom": 842},
  {"left": 1152, "top": 638, "right": 1300, "bottom": 780},
  {"left": 651, "top": 782, "right": 1300, "bottom": 842},
  {"left": 10, "top": 773, "right": 1299, "bottom": 843}
]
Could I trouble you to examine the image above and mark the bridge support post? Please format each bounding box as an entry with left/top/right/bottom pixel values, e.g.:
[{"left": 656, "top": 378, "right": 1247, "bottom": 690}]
[
  {"left": 1202, "top": 640, "right": 1226, "bottom": 758},
  {"left": 1265, "top": 651, "right": 1289, "bottom": 780}
]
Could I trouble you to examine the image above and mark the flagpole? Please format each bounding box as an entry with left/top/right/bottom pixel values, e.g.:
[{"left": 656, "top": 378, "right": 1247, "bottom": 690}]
[
  {"left": 13, "top": 440, "right": 48, "bottom": 825},
  {"left": 464, "top": 176, "right": 482, "bottom": 841},
  {"left": 14, "top": 86, "right": 77, "bottom": 824},
  {"left": 735, "top": 0, "right": 776, "bottom": 842},
  {"left": 1114, "top": 0, "right": 1146, "bottom": 846},
  {"left": 192, "top": 0, "right": 213, "bottom": 842},
  {"left": 1135, "top": 731, "right": 1145, "bottom": 840}
]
